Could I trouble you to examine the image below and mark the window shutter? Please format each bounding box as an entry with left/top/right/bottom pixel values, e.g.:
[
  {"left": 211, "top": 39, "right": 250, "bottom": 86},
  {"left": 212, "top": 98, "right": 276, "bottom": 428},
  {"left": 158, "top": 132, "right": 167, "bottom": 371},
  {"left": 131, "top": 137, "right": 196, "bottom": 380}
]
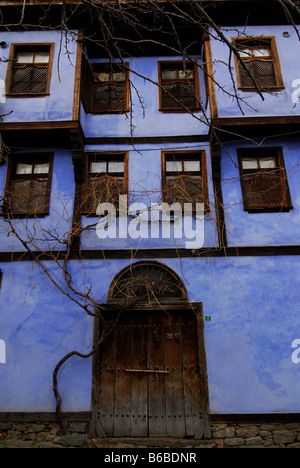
[
  {"left": 238, "top": 148, "right": 292, "bottom": 212},
  {"left": 164, "top": 175, "right": 204, "bottom": 206},
  {"left": 10, "top": 65, "right": 48, "bottom": 94},
  {"left": 93, "top": 82, "right": 126, "bottom": 112},
  {"left": 243, "top": 170, "right": 287, "bottom": 209},
  {"left": 8, "top": 178, "right": 49, "bottom": 214},
  {"left": 4, "top": 154, "right": 53, "bottom": 217},
  {"left": 161, "top": 81, "right": 196, "bottom": 109},
  {"left": 239, "top": 59, "right": 277, "bottom": 89},
  {"left": 87, "top": 175, "right": 124, "bottom": 212}
]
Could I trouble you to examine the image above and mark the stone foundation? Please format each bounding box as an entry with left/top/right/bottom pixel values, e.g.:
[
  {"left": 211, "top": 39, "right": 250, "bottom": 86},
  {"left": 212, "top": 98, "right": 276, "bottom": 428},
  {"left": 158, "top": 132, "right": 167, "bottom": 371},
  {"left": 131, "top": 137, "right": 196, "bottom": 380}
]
[
  {"left": 210, "top": 422, "right": 300, "bottom": 448},
  {"left": 1, "top": 418, "right": 300, "bottom": 447}
]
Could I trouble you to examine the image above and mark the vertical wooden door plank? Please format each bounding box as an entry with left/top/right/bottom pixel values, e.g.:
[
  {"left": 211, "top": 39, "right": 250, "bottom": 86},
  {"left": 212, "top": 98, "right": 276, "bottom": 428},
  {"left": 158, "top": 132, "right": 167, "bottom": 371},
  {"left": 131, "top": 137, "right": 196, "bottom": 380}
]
[
  {"left": 113, "top": 312, "right": 132, "bottom": 436},
  {"left": 163, "top": 310, "right": 185, "bottom": 436},
  {"left": 147, "top": 311, "right": 167, "bottom": 435},
  {"left": 97, "top": 313, "right": 117, "bottom": 437},
  {"left": 96, "top": 305, "right": 207, "bottom": 439},
  {"left": 180, "top": 310, "right": 202, "bottom": 437},
  {"left": 130, "top": 311, "right": 148, "bottom": 437}
]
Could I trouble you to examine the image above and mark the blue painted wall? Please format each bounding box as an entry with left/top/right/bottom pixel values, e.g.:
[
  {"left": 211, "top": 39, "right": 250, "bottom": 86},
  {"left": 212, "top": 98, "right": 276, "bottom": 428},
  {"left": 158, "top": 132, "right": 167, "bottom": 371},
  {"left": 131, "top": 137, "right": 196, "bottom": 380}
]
[
  {"left": 221, "top": 138, "right": 300, "bottom": 246},
  {"left": 0, "top": 150, "right": 75, "bottom": 252},
  {"left": 0, "top": 31, "right": 77, "bottom": 122},
  {"left": 1, "top": 256, "right": 300, "bottom": 414},
  {"left": 0, "top": 260, "right": 93, "bottom": 411},
  {"left": 210, "top": 25, "right": 300, "bottom": 118},
  {"left": 80, "top": 56, "right": 209, "bottom": 138},
  {"left": 0, "top": 25, "right": 300, "bottom": 419},
  {"left": 81, "top": 142, "right": 218, "bottom": 250}
]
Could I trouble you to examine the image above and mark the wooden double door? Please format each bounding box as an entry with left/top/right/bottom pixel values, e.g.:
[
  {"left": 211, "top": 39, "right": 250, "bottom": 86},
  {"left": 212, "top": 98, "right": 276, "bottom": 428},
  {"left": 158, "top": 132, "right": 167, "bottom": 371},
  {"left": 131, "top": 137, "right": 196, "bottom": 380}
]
[{"left": 96, "top": 308, "right": 206, "bottom": 437}]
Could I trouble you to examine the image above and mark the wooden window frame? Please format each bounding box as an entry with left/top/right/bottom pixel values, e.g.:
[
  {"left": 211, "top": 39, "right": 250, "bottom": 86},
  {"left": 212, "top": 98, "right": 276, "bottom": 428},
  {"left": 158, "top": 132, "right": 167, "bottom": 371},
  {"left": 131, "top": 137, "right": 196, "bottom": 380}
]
[
  {"left": 81, "top": 61, "right": 130, "bottom": 114},
  {"left": 232, "top": 36, "right": 284, "bottom": 92},
  {"left": 83, "top": 152, "right": 128, "bottom": 216},
  {"left": 158, "top": 60, "right": 201, "bottom": 112},
  {"left": 2, "top": 153, "right": 54, "bottom": 218},
  {"left": 161, "top": 150, "right": 209, "bottom": 213},
  {"left": 5, "top": 43, "right": 54, "bottom": 97},
  {"left": 237, "top": 147, "right": 292, "bottom": 213}
]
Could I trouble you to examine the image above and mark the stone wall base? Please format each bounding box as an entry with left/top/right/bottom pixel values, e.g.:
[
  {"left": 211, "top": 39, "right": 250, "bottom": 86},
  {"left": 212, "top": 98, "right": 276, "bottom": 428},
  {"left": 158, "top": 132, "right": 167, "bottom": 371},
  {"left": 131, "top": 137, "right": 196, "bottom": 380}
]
[
  {"left": 1, "top": 413, "right": 300, "bottom": 448},
  {"left": 210, "top": 422, "right": 300, "bottom": 448}
]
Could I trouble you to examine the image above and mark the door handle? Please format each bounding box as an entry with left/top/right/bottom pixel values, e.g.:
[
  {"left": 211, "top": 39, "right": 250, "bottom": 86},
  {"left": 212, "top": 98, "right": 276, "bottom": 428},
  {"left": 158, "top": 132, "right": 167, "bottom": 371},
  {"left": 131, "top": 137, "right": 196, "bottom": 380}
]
[{"left": 125, "top": 368, "right": 169, "bottom": 374}]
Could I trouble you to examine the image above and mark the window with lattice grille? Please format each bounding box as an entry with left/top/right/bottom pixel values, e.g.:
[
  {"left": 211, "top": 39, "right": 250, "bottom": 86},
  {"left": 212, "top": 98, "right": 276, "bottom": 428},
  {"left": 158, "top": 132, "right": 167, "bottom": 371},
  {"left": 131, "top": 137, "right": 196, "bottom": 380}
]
[
  {"left": 162, "top": 151, "right": 209, "bottom": 212},
  {"left": 6, "top": 44, "right": 54, "bottom": 96},
  {"left": 233, "top": 37, "right": 284, "bottom": 91},
  {"left": 85, "top": 153, "right": 128, "bottom": 214},
  {"left": 158, "top": 61, "right": 200, "bottom": 111},
  {"left": 3, "top": 154, "right": 53, "bottom": 216},
  {"left": 238, "top": 148, "right": 292, "bottom": 212},
  {"left": 81, "top": 61, "right": 130, "bottom": 113}
]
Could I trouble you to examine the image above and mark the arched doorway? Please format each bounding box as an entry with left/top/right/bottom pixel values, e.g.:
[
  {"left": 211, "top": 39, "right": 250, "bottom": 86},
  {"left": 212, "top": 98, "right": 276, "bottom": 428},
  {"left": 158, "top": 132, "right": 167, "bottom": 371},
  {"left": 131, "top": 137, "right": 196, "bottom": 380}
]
[{"left": 91, "top": 262, "right": 210, "bottom": 439}]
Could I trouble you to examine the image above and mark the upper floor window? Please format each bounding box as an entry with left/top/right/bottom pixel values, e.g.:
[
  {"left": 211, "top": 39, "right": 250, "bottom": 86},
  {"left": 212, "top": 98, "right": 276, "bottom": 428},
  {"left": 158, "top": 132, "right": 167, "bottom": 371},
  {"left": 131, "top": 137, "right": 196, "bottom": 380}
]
[
  {"left": 162, "top": 151, "right": 209, "bottom": 211},
  {"left": 81, "top": 61, "right": 130, "bottom": 113},
  {"left": 84, "top": 153, "right": 128, "bottom": 214},
  {"left": 6, "top": 44, "right": 54, "bottom": 96},
  {"left": 238, "top": 148, "right": 292, "bottom": 212},
  {"left": 233, "top": 37, "right": 284, "bottom": 91},
  {"left": 3, "top": 153, "right": 53, "bottom": 217},
  {"left": 158, "top": 61, "right": 200, "bottom": 112}
]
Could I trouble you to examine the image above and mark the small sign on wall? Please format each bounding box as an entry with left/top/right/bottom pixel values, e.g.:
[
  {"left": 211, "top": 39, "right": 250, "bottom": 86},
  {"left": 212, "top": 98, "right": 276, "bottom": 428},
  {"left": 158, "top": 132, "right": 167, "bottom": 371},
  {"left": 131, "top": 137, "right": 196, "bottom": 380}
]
[{"left": 0, "top": 339, "right": 6, "bottom": 364}]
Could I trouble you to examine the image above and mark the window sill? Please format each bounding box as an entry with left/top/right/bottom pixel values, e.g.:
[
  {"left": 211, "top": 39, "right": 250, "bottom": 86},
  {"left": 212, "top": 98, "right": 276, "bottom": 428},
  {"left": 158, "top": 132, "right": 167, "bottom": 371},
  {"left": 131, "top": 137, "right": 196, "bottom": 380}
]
[
  {"left": 83, "top": 211, "right": 121, "bottom": 217},
  {"left": 244, "top": 206, "right": 293, "bottom": 213},
  {"left": 87, "top": 110, "right": 129, "bottom": 115},
  {"left": 0, "top": 211, "right": 50, "bottom": 218},
  {"left": 237, "top": 86, "right": 285, "bottom": 93},
  {"left": 6, "top": 93, "right": 50, "bottom": 98},
  {"left": 159, "top": 107, "right": 201, "bottom": 113}
]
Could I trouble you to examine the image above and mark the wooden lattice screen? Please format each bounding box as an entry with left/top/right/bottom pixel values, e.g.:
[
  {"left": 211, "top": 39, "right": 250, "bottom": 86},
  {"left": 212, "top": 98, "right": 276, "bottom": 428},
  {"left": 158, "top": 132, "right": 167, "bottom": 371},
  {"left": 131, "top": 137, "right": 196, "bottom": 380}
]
[
  {"left": 110, "top": 262, "right": 187, "bottom": 301},
  {"left": 9, "top": 65, "right": 48, "bottom": 94},
  {"left": 93, "top": 83, "right": 126, "bottom": 112},
  {"left": 8, "top": 178, "right": 49, "bottom": 214},
  {"left": 238, "top": 148, "right": 292, "bottom": 212},
  {"left": 243, "top": 170, "right": 287, "bottom": 209},
  {"left": 239, "top": 60, "right": 276, "bottom": 89},
  {"left": 164, "top": 175, "right": 204, "bottom": 206},
  {"left": 161, "top": 81, "right": 197, "bottom": 109},
  {"left": 87, "top": 175, "right": 125, "bottom": 212}
]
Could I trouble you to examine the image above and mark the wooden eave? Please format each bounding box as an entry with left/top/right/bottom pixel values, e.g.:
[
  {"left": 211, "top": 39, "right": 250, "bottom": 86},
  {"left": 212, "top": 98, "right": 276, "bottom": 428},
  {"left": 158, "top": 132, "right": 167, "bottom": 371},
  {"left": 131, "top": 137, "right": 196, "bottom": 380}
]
[
  {"left": 2, "top": 245, "right": 300, "bottom": 263},
  {"left": 0, "top": 1, "right": 298, "bottom": 31},
  {"left": 0, "top": 120, "right": 84, "bottom": 150},
  {"left": 211, "top": 116, "right": 300, "bottom": 142}
]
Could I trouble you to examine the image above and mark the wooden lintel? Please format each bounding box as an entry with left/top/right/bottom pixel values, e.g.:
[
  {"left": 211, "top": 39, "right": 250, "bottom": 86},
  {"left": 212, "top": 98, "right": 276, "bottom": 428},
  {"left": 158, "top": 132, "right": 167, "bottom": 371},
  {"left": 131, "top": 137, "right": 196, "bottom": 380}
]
[
  {"left": 2, "top": 245, "right": 300, "bottom": 263},
  {"left": 212, "top": 116, "right": 300, "bottom": 127}
]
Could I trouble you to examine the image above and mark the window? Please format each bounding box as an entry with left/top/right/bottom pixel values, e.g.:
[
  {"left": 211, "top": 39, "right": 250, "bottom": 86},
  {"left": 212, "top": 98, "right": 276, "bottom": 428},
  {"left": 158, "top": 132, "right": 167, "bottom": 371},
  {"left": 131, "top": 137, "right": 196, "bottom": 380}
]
[
  {"left": 85, "top": 153, "right": 128, "bottom": 214},
  {"left": 6, "top": 44, "right": 54, "bottom": 96},
  {"left": 238, "top": 148, "right": 292, "bottom": 212},
  {"left": 3, "top": 153, "right": 53, "bottom": 216},
  {"left": 81, "top": 61, "right": 130, "bottom": 113},
  {"left": 158, "top": 61, "right": 200, "bottom": 111},
  {"left": 162, "top": 151, "right": 209, "bottom": 211},
  {"left": 233, "top": 37, "right": 284, "bottom": 91}
]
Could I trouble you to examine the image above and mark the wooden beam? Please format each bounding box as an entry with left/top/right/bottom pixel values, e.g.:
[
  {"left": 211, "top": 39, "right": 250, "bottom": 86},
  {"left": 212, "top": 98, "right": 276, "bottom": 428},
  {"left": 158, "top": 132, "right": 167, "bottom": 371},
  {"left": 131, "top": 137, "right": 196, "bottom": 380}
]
[
  {"left": 2, "top": 245, "right": 300, "bottom": 262},
  {"left": 72, "top": 31, "right": 83, "bottom": 122}
]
